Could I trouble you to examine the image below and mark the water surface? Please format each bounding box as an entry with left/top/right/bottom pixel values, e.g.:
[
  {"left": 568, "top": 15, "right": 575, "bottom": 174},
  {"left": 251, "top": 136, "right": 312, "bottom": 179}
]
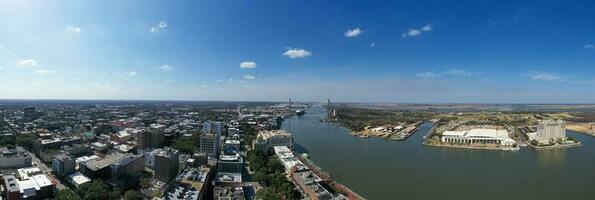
[{"left": 282, "top": 106, "right": 595, "bottom": 200}]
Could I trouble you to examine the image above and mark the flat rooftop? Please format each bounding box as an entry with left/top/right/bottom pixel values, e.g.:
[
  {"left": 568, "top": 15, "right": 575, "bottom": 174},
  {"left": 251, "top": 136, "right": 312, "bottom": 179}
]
[{"left": 83, "top": 152, "right": 126, "bottom": 171}]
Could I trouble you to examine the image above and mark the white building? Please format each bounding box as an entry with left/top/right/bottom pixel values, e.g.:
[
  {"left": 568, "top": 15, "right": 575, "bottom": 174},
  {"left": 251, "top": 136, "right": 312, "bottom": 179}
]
[
  {"left": 252, "top": 130, "right": 294, "bottom": 153},
  {"left": 441, "top": 128, "right": 516, "bottom": 146},
  {"left": 535, "top": 120, "right": 566, "bottom": 142}
]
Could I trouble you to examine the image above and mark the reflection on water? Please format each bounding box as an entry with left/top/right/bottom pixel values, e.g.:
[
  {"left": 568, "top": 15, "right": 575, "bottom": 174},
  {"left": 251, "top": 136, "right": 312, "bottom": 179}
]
[
  {"left": 536, "top": 148, "right": 567, "bottom": 168},
  {"left": 282, "top": 106, "right": 595, "bottom": 200}
]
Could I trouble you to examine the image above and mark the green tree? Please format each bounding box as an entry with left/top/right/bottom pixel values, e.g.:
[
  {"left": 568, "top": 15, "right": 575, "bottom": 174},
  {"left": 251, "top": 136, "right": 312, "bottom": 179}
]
[
  {"left": 76, "top": 180, "right": 120, "bottom": 200},
  {"left": 123, "top": 190, "right": 141, "bottom": 200},
  {"left": 53, "top": 189, "right": 81, "bottom": 200},
  {"left": 172, "top": 134, "right": 199, "bottom": 154}
]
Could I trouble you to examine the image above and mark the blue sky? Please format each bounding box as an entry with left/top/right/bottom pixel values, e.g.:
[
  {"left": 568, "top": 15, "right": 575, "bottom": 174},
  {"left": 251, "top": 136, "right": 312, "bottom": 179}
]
[{"left": 1, "top": 0, "right": 594, "bottom": 103}]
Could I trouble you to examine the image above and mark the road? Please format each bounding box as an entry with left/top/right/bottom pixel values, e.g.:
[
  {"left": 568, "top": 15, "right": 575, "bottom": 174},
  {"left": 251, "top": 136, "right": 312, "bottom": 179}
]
[{"left": 28, "top": 151, "right": 67, "bottom": 190}]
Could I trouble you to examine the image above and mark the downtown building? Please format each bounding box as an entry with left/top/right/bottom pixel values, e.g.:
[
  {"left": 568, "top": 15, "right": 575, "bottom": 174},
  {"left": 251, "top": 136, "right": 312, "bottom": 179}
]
[
  {"left": 199, "top": 121, "right": 222, "bottom": 157},
  {"left": 52, "top": 154, "right": 75, "bottom": 177},
  {"left": 2, "top": 167, "right": 55, "bottom": 200},
  {"left": 0, "top": 147, "right": 32, "bottom": 169},
  {"left": 154, "top": 147, "right": 180, "bottom": 183}
]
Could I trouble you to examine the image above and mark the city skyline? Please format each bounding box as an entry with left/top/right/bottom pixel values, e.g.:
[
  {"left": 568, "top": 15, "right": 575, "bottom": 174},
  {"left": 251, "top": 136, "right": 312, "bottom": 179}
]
[{"left": 1, "top": 0, "right": 595, "bottom": 103}]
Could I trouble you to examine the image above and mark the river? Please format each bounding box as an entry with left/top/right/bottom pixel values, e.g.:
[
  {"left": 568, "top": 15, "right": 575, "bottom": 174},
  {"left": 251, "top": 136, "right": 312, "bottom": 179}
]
[{"left": 281, "top": 106, "right": 595, "bottom": 200}]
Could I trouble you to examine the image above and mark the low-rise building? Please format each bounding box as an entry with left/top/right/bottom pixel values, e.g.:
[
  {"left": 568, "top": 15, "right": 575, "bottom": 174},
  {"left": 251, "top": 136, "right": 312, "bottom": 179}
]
[
  {"left": 441, "top": 128, "right": 516, "bottom": 146},
  {"left": 0, "top": 146, "right": 32, "bottom": 169},
  {"left": 1, "top": 167, "right": 55, "bottom": 200}
]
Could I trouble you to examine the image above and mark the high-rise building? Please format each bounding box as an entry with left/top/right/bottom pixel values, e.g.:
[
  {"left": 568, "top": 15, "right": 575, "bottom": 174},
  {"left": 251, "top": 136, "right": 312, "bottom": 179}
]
[
  {"left": 154, "top": 147, "right": 180, "bottom": 183},
  {"left": 137, "top": 129, "right": 151, "bottom": 150},
  {"left": 200, "top": 121, "right": 221, "bottom": 157},
  {"left": 52, "top": 154, "right": 75, "bottom": 177},
  {"left": 199, "top": 133, "right": 219, "bottom": 157},
  {"left": 137, "top": 126, "right": 165, "bottom": 150},
  {"left": 149, "top": 124, "right": 166, "bottom": 148},
  {"left": 536, "top": 120, "right": 566, "bottom": 142}
]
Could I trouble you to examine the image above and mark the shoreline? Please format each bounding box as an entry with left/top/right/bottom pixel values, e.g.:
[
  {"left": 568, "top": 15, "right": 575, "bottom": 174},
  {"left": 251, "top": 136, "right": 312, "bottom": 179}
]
[{"left": 423, "top": 142, "right": 520, "bottom": 151}]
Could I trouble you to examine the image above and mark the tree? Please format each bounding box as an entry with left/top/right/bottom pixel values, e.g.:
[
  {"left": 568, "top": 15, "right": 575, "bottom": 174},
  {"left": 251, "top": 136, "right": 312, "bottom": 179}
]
[
  {"left": 123, "top": 190, "right": 141, "bottom": 200},
  {"left": 54, "top": 189, "right": 81, "bottom": 200},
  {"left": 172, "top": 134, "right": 199, "bottom": 154},
  {"left": 255, "top": 187, "right": 282, "bottom": 200},
  {"left": 76, "top": 180, "right": 120, "bottom": 200},
  {"left": 530, "top": 140, "right": 539, "bottom": 146}
]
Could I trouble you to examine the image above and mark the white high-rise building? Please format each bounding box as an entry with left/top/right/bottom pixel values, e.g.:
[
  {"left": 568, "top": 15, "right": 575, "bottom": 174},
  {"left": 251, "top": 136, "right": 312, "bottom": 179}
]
[{"left": 536, "top": 120, "right": 566, "bottom": 142}]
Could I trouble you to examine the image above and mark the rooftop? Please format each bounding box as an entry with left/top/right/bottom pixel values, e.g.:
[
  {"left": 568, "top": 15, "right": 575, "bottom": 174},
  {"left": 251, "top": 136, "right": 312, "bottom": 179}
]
[{"left": 83, "top": 152, "right": 126, "bottom": 171}]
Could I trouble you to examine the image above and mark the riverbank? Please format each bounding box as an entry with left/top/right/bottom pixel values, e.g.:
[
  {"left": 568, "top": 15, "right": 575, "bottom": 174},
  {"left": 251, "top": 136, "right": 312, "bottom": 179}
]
[
  {"left": 423, "top": 142, "right": 520, "bottom": 151},
  {"left": 528, "top": 142, "right": 582, "bottom": 150},
  {"left": 566, "top": 123, "right": 595, "bottom": 136},
  {"left": 349, "top": 121, "right": 422, "bottom": 141}
]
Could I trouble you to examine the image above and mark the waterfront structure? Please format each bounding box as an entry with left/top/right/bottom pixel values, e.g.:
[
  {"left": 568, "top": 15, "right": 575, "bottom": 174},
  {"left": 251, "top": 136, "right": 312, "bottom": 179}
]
[
  {"left": 0, "top": 146, "right": 32, "bottom": 169},
  {"left": 52, "top": 154, "right": 75, "bottom": 177},
  {"left": 535, "top": 120, "right": 566, "bottom": 143},
  {"left": 273, "top": 146, "right": 309, "bottom": 173},
  {"left": 155, "top": 147, "right": 180, "bottom": 183},
  {"left": 441, "top": 128, "right": 516, "bottom": 146},
  {"left": 252, "top": 130, "right": 294, "bottom": 153},
  {"left": 217, "top": 153, "right": 243, "bottom": 174},
  {"left": 2, "top": 167, "right": 55, "bottom": 200}
]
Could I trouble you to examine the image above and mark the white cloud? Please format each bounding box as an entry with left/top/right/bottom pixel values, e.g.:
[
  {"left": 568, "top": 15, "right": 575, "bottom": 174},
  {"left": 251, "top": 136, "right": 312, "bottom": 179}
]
[
  {"left": 416, "top": 72, "right": 437, "bottom": 78},
  {"left": 216, "top": 79, "right": 223, "bottom": 83},
  {"left": 445, "top": 69, "right": 477, "bottom": 76},
  {"left": 344, "top": 28, "right": 363, "bottom": 37},
  {"left": 525, "top": 71, "right": 563, "bottom": 81},
  {"left": 17, "top": 59, "right": 38, "bottom": 67},
  {"left": 35, "top": 69, "right": 56, "bottom": 74},
  {"left": 422, "top": 24, "right": 432, "bottom": 31},
  {"left": 283, "top": 48, "right": 312, "bottom": 58},
  {"left": 585, "top": 44, "right": 594, "bottom": 49},
  {"left": 370, "top": 43, "right": 376, "bottom": 47},
  {"left": 240, "top": 61, "right": 257, "bottom": 69},
  {"left": 126, "top": 71, "right": 137, "bottom": 77},
  {"left": 160, "top": 65, "right": 173, "bottom": 71},
  {"left": 149, "top": 21, "right": 168, "bottom": 33},
  {"left": 0, "top": 66, "right": 3, "bottom": 69},
  {"left": 66, "top": 25, "right": 83, "bottom": 34},
  {"left": 243, "top": 74, "right": 255, "bottom": 80},
  {"left": 402, "top": 24, "right": 432, "bottom": 38}
]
